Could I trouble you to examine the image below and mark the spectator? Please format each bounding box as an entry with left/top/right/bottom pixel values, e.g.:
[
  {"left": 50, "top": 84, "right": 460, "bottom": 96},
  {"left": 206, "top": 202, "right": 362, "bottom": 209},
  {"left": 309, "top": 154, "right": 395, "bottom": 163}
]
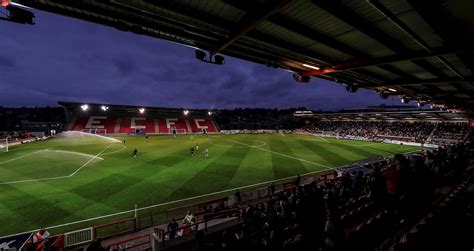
[
  {"left": 167, "top": 218, "right": 179, "bottom": 239},
  {"left": 295, "top": 174, "right": 301, "bottom": 187},
  {"left": 87, "top": 238, "right": 106, "bottom": 251},
  {"left": 235, "top": 189, "right": 242, "bottom": 204}
]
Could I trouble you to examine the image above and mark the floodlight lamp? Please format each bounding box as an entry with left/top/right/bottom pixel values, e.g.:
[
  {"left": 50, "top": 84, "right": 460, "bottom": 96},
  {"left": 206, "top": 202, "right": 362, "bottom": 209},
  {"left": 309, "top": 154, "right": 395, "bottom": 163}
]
[
  {"left": 81, "top": 104, "right": 89, "bottom": 111},
  {"left": 139, "top": 108, "right": 145, "bottom": 114},
  {"left": 208, "top": 111, "right": 212, "bottom": 116},
  {"left": 101, "top": 105, "right": 109, "bottom": 111},
  {"left": 302, "top": 63, "right": 320, "bottom": 70},
  {"left": 183, "top": 110, "right": 189, "bottom": 115}
]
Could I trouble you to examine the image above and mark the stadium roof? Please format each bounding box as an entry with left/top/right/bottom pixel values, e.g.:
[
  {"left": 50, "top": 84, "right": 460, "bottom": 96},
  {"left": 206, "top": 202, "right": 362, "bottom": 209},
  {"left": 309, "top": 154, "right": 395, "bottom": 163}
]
[
  {"left": 58, "top": 101, "right": 213, "bottom": 116},
  {"left": 306, "top": 110, "right": 470, "bottom": 122},
  {"left": 5, "top": 0, "right": 474, "bottom": 109}
]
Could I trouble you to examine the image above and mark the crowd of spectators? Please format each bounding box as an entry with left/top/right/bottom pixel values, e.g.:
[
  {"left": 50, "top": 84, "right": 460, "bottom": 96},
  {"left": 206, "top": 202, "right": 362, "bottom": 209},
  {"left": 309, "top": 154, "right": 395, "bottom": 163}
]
[
  {"left": 304, "top": 121, "right": 440, "bottom": 143},
  {"left": 192, "top": 141, "right": 473, "bottom": 251},
  {"left": 431, "top": 122, "right": 469, "bottom": 140},
  {"left": 215, "top": 108, "right": 305, "bottom": 130}
]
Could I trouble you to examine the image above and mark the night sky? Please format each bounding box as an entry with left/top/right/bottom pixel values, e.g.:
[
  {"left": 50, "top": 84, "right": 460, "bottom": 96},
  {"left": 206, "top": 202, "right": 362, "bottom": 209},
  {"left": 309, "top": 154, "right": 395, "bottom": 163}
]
[{"left": 0, "top": 9, "right": 416, "bottom": 110}]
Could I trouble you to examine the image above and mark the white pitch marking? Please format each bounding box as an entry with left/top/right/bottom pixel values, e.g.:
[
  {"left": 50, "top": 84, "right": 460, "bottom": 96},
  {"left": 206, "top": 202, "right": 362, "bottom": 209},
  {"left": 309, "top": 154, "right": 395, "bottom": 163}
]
[
  {"left": 208, "top": 139, "right": 266, "bottom": 148},
  {"left": 0, "top": 175, "right": 71, "bottom": 185},
  {"left": 69, "top": 144, "right": 112, "bottom": 177},
  {"left": 62, "top": 131, "right": 121, "bottom": 143},
  {"left": 4, "top": 144, "right": 45, "bottom": 153},
  {"left": 0, "top": 145, "right": 111, "bottom": 185},
  {"left": 101, "top": 145, "right": 127, "bottom": 156},
  {"left": 0, "top": 150, "right": 45, "bottom": 165},
  {"left": 355, "top": 143, "right": 381, "bottom": 147},
  {"left": 46, "top": 150, "right": 104, "bottom": 160},
  {"left": 221, "top": 137, "right": 332, "bottom": 168},
  {"left": 316, "top": 136, "right": 329, "bottom": 143},
  {"left": 0, "top": 167, "right": 337, "bottom": 239}
]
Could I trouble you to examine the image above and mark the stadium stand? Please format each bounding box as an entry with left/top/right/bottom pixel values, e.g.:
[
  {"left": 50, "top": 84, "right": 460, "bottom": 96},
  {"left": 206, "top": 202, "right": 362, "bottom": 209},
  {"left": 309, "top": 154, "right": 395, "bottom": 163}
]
[
  {"left": 164, "top": 142, "right": 473, "bottom": 251},
  {"left": 298, "top": 109, "right": 472, "bottom": 145},
  {"left": 60, "top": 102, "right": 218, "bottom": 135},
  {"left": 431, "top": 122, "right": 470, "bottom": 142},
  {"left": 303, "top": 121, "right": 437, "bottom": 143},
  {"left": 215, "top": 108, "right": 305, "bottom": 130},
  {"left": 2, "top": 0, "right": 474, "bottom": 249},
  {"left": 0, "top": 106, "right": 64, "bottom": 143},
  {"left": 1, "top": 105, "right": 472, "bottom": 251}
]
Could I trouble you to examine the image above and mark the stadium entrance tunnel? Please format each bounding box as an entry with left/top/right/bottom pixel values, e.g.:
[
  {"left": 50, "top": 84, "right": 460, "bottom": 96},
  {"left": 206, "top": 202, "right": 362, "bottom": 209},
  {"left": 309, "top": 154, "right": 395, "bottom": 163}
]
[{"left": 208, "top": 137, "right": 266, "bottom": 148}]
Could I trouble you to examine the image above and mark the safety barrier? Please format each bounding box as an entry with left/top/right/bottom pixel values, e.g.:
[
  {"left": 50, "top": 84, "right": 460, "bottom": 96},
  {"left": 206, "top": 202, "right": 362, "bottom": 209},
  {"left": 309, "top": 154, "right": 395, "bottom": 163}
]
[{"left": 64, "top": 227, "right": 94, "bottom": 247}]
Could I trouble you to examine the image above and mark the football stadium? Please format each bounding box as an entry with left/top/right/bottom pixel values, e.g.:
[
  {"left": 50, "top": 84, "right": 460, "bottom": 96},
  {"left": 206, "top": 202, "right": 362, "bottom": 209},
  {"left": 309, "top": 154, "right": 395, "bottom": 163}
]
[{"left": 1, "top": 0, "right": 474, "bottom": 251}]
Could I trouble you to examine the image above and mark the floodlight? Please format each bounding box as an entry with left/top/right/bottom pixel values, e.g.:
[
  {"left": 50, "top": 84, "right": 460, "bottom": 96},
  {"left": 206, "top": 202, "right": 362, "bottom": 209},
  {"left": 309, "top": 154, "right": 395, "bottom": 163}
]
[
  {"left": 80, "top": 104, "right": 89, "bottom": 111},
  {"left": 302, "top": 63, "right": 320, "bottom": 70},
  {"left": 183, "top": 110, "right": 189, "bottom": 115},
  {"left": 139, "top": 108, "right": 145, "bottom": 114},
  {"left": 208, "top": 111, "right": 212, "bottom": 116},
  {"left": 101, "top": 105, "right": 109, "bottom": 111}
]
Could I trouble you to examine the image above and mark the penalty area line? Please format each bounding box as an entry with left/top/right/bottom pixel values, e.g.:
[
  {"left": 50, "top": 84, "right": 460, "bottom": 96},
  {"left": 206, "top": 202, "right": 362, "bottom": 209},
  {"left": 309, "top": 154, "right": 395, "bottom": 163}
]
[
  {"left": 0, "top": 175, "right": 71, "bottom": 185},
  {"left": 0, "top": 144, "right": 111, "bottom": 185},
  {"left": 0, "top": 150, "right": 45, "bottom": 165}
]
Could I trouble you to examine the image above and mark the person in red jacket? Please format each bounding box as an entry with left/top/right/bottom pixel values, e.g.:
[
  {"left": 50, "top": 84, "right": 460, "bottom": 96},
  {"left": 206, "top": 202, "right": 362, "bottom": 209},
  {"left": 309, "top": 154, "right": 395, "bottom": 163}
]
[
  {"left": 384, "top": 164, "right": 400, "bottom": 194},
  {"left": 31, "top": 229, "right": 50, "bottom": 251}
]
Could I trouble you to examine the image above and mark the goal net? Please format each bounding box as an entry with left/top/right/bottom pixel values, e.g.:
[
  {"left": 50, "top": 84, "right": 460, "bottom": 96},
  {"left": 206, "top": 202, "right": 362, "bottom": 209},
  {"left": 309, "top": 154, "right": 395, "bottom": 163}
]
[
  {"left": 169, "top": 128, "right": 187, "bottom": 135},
  {"left": 80, "top": 128, "right": 107, "bottom": 135},
  {"left": 0, "top": 138, "right": 8, "bottom": 153}
]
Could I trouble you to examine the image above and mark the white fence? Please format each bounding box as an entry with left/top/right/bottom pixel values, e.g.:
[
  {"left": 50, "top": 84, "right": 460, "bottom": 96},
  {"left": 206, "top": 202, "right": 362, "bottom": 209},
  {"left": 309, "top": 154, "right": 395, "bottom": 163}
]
[{"left": 64, "top": 227, "right": 94, "bottom": 247}]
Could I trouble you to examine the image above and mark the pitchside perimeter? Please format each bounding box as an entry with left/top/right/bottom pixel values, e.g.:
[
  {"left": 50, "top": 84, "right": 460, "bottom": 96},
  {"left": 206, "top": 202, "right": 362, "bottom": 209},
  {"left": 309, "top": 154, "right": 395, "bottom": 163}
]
[{"left": 0, "top": 133, "right": 421, "bottom": 237}]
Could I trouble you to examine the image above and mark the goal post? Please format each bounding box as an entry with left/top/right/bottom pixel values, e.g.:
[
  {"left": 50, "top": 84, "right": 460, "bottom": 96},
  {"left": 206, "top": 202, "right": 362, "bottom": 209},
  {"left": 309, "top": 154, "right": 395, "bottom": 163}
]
[
  {"left": 169, "top": 128, "right": 187, "bottom": 135},
  {"left": 0, "top": 138, "right": 8, "bottom": 153},
  {"left": 80, "top": 129, "right": 107, "bottom": 135},
  {"left": 0, "top": 138, "right": 7, "bottom": 152}
]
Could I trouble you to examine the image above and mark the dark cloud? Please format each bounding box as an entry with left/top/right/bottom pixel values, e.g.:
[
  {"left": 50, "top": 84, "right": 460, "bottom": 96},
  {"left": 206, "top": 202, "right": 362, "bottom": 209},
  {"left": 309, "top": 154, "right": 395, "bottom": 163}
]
[
  {"left": 0, "top": 9, "right": 418, "bottom": 110},
  {"left": 0, "top": 55, "right": 15, "bottom": 68}
]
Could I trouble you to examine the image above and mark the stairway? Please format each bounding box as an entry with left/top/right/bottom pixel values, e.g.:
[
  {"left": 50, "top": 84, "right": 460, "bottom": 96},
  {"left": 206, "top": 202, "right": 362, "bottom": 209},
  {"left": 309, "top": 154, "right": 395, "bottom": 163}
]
[{"left": 425, "top": 122, "right": 438, "bottom": 145}]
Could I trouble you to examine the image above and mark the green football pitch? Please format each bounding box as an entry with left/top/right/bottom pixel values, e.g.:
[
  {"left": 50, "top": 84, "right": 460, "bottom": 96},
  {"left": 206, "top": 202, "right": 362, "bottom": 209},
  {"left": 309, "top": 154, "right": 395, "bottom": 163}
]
[{"left": 0, "top": 133, "right": 421, "bottom": 237}]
